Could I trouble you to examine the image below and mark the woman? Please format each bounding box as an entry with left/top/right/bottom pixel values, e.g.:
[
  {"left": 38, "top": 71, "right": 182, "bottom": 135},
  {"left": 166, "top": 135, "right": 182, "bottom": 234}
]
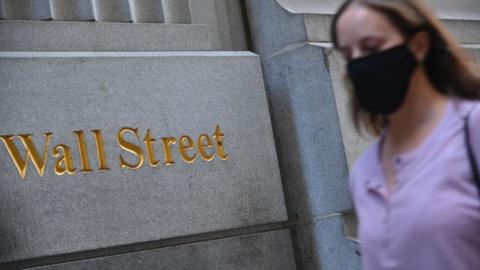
[{"left": 331, "top": 0, "right": 480, "bottom": 269}]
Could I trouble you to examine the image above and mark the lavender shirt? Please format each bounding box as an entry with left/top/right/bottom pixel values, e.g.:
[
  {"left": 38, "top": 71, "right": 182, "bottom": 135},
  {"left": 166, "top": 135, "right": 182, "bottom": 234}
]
[{"left": 349, "top": 98, "right": 480, "bottom": 270}]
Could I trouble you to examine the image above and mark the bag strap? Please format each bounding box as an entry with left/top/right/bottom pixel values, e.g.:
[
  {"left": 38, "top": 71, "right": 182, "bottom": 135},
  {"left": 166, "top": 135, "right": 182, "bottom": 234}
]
[{"left": 464, "top": 111, "right": 480, "bottom": 195}]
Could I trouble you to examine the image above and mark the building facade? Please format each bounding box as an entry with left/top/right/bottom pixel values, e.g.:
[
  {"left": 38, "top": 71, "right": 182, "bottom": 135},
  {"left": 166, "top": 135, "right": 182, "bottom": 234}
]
[{"left": 0, "top": 0, "right": 479, "bottom": 269}]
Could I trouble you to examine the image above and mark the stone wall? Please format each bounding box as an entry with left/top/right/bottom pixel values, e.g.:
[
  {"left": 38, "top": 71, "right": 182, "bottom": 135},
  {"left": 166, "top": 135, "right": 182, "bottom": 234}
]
[
  {"left": 1, "top": 0, "right": 479, "bottom": 269},
  {"left": 0, "top": 1, "right": 296, "bottom": 269},
  {"left": 0, "top": 0, "right": 248, "bottom": 50}
]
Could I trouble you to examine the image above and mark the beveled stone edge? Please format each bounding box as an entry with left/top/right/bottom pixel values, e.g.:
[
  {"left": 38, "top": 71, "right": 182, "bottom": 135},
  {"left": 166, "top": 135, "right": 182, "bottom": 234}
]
[
  {"left": 0, "top": 50, "right": 258, "bottom": 58},
  {"left": 0, "top": 223, "right": 289, "bottom": 270},
  {"left": 0, "top": 20, "right": 213, "bottom": 51}
]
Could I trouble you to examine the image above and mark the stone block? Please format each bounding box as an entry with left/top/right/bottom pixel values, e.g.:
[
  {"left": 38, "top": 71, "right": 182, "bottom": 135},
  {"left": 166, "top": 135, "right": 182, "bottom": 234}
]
[
  {"left": 471, "top": 46, "right": 480, "bottom": 61},
  {"left": 425, "top": 0, "right": 480, "bottom": 20},
  {"left": 26, "top": 230, "right": 296, "bottom": 270},
  {"left": 245, "top": 0, "right": 308, "bottom": 57},
  {"left": 443, "top": 19, "right": 480, "bottom": 45},
  {"left": 322, "top": 45, "right": 374, "bottom": 170},
  {"left": 225, "top": 0, "right": 249, "bottom": 51},
  {"left": 0, "top": 20, "right": 211, "bottom": 51},
  {"left": 161, "top": 0, "right": 191, "bottom": 24},
  {"left": 304, "top": 14, "right": 332, "bottom": 43},
  {"left": 50, "top": 0, "right": 94, "bottom": 21},
  {"left": 263, "top": 43, "right": 353, "bottom": 219},
  {"left": 275, "top": 0, "right": 342, "bottom": 14},
  {"left": 293, "top": 215, "right": 360, "bottom": 270},
  {"left": 1, "top": 0, "right": 51, "bottom": 20},
  {"left": 0, "top": 51, "right": 287, "bottom": 263},
  {"left": 189, "top": 0, "right": 228, "bottom": 50},
  {"left": 0, "top": 1, "right": 4, "bottom": 19},
  {"left": 128, "top": 0, "right": 164, "bottom": 23},
  {"left": 92, "top": 0, "right": 131, "bottom": 22},
  {"left": 189, "top": 0, "right": 248, "bottom": 51}
]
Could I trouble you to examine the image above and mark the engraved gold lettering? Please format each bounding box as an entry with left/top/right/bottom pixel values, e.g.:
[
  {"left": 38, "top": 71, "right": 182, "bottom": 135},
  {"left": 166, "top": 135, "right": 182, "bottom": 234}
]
[
  {"left": 118, "top": 127, "right": 145, "bottom": 169},
  {"left": 0, "top": 133, "right": 52, "bottom": 179},
  {"left": 179, "top": 135, "right": 196, "bottom": 163},
  {"left": 53, "top": 144, "right": 76, "bottom": 175},
  {"left": 213, "top": 125, "right": 229, "bottom": 161},
  {"left": 143, "top": 129, "right": 160, "bottom": 167},
  {"left": 198, "top": 134, "right": 215, "bottom": 161},
  {"left": 2, "top": 125, "right": 230, "bottom": 179},
  {"left": 73, "top": 130, "right": 93, "bottom": 172},
  {"left": 161, "top": 137, "right": 176, "bottom": 165},
  {"left": 92, "top": 130, "right": 110, "bottom": 171}
]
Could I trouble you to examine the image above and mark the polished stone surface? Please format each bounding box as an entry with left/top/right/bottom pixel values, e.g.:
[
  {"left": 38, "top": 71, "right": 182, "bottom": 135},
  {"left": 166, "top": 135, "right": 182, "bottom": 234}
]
[
  {"left": 0, "top": 51, "right": 287, "bottom": 263},
  {"left": 245, "top": 0, "right": 307, "bottom": 57},
  {"left": 1, "top": 0, "right": 51, "bottom": 20},
  {"left": 189, "top": 0, "right": 248, "bottom": 51},
  {"left": 50, "top": 0, "right": 94, "bottom": 21},
  {"left": 29, "top": 230, "right": 296, "bottom": 270},
  {"left": 263, "top": 43, "right": 353, "bottom": 219},
  {"left": 0, "top": 20, "right": 211, "bottom": 51},
  {"left": 91, "top": 0, "right": 131, "bottom": 22},
  {"left": 128, "top": 0, "right": 164, "bottom": 23},
  {"left": 161, "top": 0, "right": 191, "bottom": 24},
  {"left": 292, "top": 215, "right": 360, "bottom": 270}
]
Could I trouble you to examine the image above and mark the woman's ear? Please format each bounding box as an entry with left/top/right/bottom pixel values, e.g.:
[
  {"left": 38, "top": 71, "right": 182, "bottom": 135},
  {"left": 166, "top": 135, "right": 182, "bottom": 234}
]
[{"left": 408, "top": 31, "right": 430, "bottom": 62}]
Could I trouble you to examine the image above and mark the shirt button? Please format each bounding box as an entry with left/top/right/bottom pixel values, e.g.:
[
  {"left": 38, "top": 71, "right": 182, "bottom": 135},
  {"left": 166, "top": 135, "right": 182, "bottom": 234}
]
[{"left": 395, "top": 157, "right": 402, "bottom": 164}]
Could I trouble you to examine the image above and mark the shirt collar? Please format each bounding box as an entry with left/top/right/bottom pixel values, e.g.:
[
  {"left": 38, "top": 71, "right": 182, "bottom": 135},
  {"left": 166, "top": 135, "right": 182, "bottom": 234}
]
[
  {"left": 363, "top": 135, "right": 386, "bottom": 191},
  {"left": 362, "top": 99, "right": 456, "bottom": 192}
]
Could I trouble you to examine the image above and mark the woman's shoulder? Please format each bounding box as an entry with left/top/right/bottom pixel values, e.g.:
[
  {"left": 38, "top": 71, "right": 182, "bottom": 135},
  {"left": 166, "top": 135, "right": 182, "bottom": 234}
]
[
  {"left": 467, "top": 99, "right": 480, "bottom": 120},
  {"left": 451, "top": 98, "right": 480, "bottom": 119},
  {"left": 467, "top": 100, "right": 480, "bottom": 131},
  {"left": 457, "top": 98, "right": 480, "bottom": 152},
  {"left": 449, "top": 97, "right": 480, "bottom": 157}
]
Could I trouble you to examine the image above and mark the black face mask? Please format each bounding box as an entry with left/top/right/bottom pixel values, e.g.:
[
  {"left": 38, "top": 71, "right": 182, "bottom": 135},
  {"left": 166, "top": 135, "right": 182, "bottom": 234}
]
[{"left": 347, "top": 43, "right": 418, "bottom": 115}]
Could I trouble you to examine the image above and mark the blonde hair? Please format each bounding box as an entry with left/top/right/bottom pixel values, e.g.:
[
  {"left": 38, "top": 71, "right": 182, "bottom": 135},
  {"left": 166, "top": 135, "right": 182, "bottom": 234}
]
[{"left": 331, "top": 0, "right": 480, "bottom": 136}]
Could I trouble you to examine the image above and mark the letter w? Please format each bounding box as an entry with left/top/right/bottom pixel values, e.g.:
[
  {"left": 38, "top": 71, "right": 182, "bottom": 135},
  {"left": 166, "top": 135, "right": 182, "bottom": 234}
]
[{"left": 0, "top": 133, "right": 52, "bottom": 179}]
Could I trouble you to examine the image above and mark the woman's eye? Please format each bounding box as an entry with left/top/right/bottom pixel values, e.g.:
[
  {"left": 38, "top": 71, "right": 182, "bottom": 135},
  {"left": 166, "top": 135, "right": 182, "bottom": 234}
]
[{"left": 360, "top": 38, "right": 384, "bottom": 54}]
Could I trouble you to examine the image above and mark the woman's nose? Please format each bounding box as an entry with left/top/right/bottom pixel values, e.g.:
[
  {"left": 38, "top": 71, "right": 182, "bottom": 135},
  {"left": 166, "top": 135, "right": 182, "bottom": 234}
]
[{"left": 351, "top": 48, "right": 364, "bottom": 60}]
